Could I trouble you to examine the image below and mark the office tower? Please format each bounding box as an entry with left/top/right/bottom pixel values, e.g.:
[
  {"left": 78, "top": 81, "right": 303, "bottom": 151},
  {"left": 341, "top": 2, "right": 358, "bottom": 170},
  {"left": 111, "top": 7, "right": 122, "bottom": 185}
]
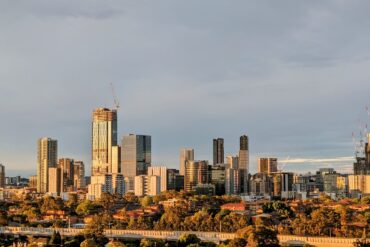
[
  {"left": 348, "top": 175, "right": 370, "bottom": 194},
  {"left": 211, "top": 164, "right": 226, "bottom": 195},
  {"left": 29, "top": 175, "right": 37, "bottom": 189},
  {"left": 37, "top": 137, "right": 58, "bottom": 193},
  {"left": 184, "top": 160, "right": 210, "bottom": 192},
  {"left": 134, "top": 175, "right": 160, "bottom": 196},
  {"left": 180, "top": 148, "right": 194, "bottom": 176},
  {"left": 336, "top": 175, "right": 349, "bottom": 198},
  {"left": 87, "top": 174, "right": 113, "bottom": 200},
  {"left": 112, "top": 173, "right": 125, "bottom": 195},
  {"left": 0, "top": 164, "right": 4, "bottom": 188},
  {"left": 124, "top": 177, "right": 135, "bottom": 192},
  {"left": 92, "top": 108, "right": 117, "bottom": 175},
  {"left": 226, "top": 155, "right": 239, "bottom": 169},
  {"left": 225, "top": 168, "right": 240, "bottom": 195},
  {"left": 74, "top": 161, "right": 85, "bottom": 189},
  {"left": 111, "top": 146, "right": 121, "bottom": 174},
  {"left": 48, "top": 167, "right": 62, "bottom": 196},
  {"left": 58, "top": 158, "right": 74, "bottom": 192},
  {"left": 354, "top": 157, "right": 370, "bottom": 175},
  {"left": 122, "top": 134, "right": 151, "bottom": 177},
  {"left": 148, "top": 166, "right": 168, "bottom": 192},
  {"left": 271, "top": 172, "right": 294, "bottom": 199},
  {"left": 213, "top": 138, "right": 224, "bottom": 165},
  {"left": 238, "top": 135, "right": 249, "bottom": 193},
  {"left": 166, "top": 169, "right": 183, "bottom": 191},
  {"left": 249, "top": 173, "right": 272, "bottom": 196},
  {"left": 258, "top": 158, "right": 278, "bottom": 174}
]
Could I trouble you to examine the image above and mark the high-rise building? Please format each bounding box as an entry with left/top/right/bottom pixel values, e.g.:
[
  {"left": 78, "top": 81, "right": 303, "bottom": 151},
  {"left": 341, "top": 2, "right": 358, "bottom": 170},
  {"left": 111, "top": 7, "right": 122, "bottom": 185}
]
[
  {"left": 166, "top": 169, "right": 183, "bottom": 191},
  {"left": 336, "top": 175, "right": 349, "bottom": 198},
  {"left": 225, "top": 168, "right": 240, "bottom": 195},
  {"left": 249, "top": 173, "right": 273, "bottom": 196},
  {"left": 211, "top": 164, "right": 226, "bottom": 195},
  {"left": 58, "top": 158, "right": 74, "bottom": 192},
  {"left": 112, "top": 173, "right": 125, "bottom": 195},
  {"left": 0, "top": 164, "right": 5, "bottom": 188},
  {"left": 148, "top": 166, "right": 168, "bottom": 192},
  {"left": 74, "top": 161, "right": 85, "bottom": 189},
  {"left": 48, "top": 167, "right": 62, "bottom": 196},
  {"left": 37, "top": 137, "right": 58, "bottom": 193},
  {"left": 213, "top": 138, "right": 224, "bottom": 165},
  {"left": 111, "top": 146, "right": 121, "bottom": 174},
  {"left": 121, "top": 134, "right": 151, "bottom": 177},
  {"left": 238, "top": 135, "right": 249, "bottom": 193},
  {"left": 87, "top": 174, "right": 113, "bottom": 200},
  {"left": 179, "top": 148, "right": 194, "bottom": 176},
  {"left": 258, "top": 158, "right": 278, "bottom": 174},
  {"left": 92, "top": 108, "right": 117, "bottom": 175},
  {"left": 226, "top": 155, "right": 239, "bottom": 169},
  {"left": 134, "top": 175, "right": 160, "bottom": 196},
  {"left": 184, "top": 160, "right": 210, "bottom": 192},
  {"left": 29, "top": 175, "right": 37, "bottom": 189},
  {"left": 271, "top": 172, "right": 294, "bottom": 199}
]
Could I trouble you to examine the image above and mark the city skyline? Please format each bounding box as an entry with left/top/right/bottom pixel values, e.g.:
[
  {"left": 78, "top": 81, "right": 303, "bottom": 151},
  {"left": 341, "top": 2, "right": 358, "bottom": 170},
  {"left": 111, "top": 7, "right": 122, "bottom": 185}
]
[{"left": 2, "top": 1, "right": 370, "bottom": 176}]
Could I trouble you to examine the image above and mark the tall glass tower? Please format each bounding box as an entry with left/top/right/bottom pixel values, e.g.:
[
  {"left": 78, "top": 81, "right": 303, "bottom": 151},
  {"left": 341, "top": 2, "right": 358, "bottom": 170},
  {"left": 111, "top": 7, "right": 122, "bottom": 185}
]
[{"left": 92, "top": 108, "right": 117, "bottom": 175}]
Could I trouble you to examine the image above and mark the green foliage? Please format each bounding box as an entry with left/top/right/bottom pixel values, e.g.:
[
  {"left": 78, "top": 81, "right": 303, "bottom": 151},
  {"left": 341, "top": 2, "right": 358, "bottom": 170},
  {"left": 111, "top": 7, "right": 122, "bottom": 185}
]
[
  {"left": 179, "top": 233, "right": 201, "bottom": 247},
  {"left": 49, "top": 231, "right": 62, "bottom": 246},
  {"left": 80, "top": 239, "right": 97, "bottom": 247},
  {"left": 140, "top": 238, "right": 165, "bottom": 247},
  {"left": 262, "top": 201, "right": 294, "bottom": 219},
  {"left": 247, "top": 225, "right": 279, "bottom": 247},
  {"left": 76, "top": 200, "right": 102, "bottom": 216},
  {"left": 140, "top": 196, "right": 153, "bottom": 207}
]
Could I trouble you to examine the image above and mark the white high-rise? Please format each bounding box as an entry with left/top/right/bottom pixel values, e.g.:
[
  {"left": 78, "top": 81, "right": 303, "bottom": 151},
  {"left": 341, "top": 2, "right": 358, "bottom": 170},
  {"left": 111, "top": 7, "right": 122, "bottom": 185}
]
[
  {"left": 148, "top": 166, "right": 167, "bottom": 192},
  {"left": 37, "top": 137, "right": 58, "bottom": 193}
]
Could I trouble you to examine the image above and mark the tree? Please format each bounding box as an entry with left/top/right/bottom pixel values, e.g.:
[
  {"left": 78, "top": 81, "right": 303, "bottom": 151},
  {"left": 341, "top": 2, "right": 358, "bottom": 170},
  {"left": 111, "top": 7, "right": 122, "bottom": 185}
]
[
  {"left": 76, "top": 200, "right": 102, "bottom": 216},
  {"left": 80, "top": 239, "right": 97, "bottom": 247},
  {"left": 108, "top": 240, "right": 126, "bottom": 247},
  {"left": 247, "top": 225, "right": 279, "bottom": 247},
  {"left": 183, "top": 209, "right": 214, "bottom": 231},
  {"left": 140, "top": 196, "right": 153, "bottom": 207},
  {"left": 140, "top": 239, "right": 165, "bottom": 247},
  {"left": 84, "top": 214, "right": 109, "bottom": 246},
  {"left": 225, "top": 238, "right": 247, "bottom": 247},
  {"left": 179, "top": 233, "right": 201, "bottom": 247},
  {"left": 49, "top": 231, "right": 62, "bottom": 246}
]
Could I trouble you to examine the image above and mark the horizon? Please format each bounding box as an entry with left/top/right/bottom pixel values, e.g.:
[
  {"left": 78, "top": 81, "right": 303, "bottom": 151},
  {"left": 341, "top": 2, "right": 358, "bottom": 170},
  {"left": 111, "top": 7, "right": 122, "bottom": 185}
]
[{"left": 1, "top": 1, "right": 370, "bottom": 177}]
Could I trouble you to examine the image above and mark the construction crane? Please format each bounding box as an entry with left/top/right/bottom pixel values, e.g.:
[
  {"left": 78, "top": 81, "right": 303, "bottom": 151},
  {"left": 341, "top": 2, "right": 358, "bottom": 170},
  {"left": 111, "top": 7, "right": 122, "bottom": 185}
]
[
  {"left": 110, "top": 82, "right": 120, "bottom": 111},
  {"left": 278, "top": 156, "right": 290, "bottom": 172}
]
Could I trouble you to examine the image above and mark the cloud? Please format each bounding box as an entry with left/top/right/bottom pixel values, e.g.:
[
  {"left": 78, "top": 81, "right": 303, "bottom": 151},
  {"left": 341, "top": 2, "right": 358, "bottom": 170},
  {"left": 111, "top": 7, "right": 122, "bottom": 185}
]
[
  {"left": 0, "top": 1, "right": 369, "bottom": 175},
  {"left": 281, "top": 156, "right": 355, "bottom": 164}
]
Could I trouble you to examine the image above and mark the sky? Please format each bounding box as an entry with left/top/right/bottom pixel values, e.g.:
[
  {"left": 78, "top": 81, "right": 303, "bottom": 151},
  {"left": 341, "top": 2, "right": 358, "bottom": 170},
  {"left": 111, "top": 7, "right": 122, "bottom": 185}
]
[{"left": 1, "top": 1, "right": 370, "bottom": 177}]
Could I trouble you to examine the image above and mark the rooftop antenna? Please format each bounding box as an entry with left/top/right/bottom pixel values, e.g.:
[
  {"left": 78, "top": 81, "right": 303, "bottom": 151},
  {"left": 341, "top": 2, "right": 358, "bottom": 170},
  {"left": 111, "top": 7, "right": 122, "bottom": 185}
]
[{"left": 110, "top": 82, "right": 120, "bottom": 111}]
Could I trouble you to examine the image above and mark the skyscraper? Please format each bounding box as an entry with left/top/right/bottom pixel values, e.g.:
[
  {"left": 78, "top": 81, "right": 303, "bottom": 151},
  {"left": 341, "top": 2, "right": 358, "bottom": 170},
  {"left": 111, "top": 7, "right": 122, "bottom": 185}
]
[
  {"left": 74, "top": 161, "right": 85, "bottom": 189},
  {"left": 48, "top": 167, "right": 62, "bottom": 196},
  {"left": 111, "top": 145, "right": 121, "bottom": 174},
  {"left": 148, "top": 166, "right": 168, "bottom": 192},
  {"left": 37, "top": 137, "right": 58, "bottom": 193},
  {"left": 180, "top": 148, "right": 194, "bottom": 176},
  {"left": 121, "top": 134, "right": 151, "bottom": 177},
  {"left": 58, "top": 158, "right": 74, "bottom": 192},
  {"left": 238, "top": 135, "right": 249, "bottom": 193},
  {"left": 258, "top": 158, "right": 278, "bottom": 174},
  {"left": 92, "top": 108, "right": 117, "bottom": 175},
  {"left": 0, "top": 164, "right": 5, "bottom": 188},
  {"left": 213, "top": 138, "right": 224, "bottom": 165},
  {"left": 184, "top": 160, "right": 210, "bottom": 192}
]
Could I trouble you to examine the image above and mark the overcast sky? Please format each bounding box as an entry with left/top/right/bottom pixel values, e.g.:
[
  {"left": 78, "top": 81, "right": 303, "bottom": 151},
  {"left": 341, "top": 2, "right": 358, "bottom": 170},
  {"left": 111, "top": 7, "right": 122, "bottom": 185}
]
[{"left": 1, "top": 1, "right": 370, "bottom": 177}]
